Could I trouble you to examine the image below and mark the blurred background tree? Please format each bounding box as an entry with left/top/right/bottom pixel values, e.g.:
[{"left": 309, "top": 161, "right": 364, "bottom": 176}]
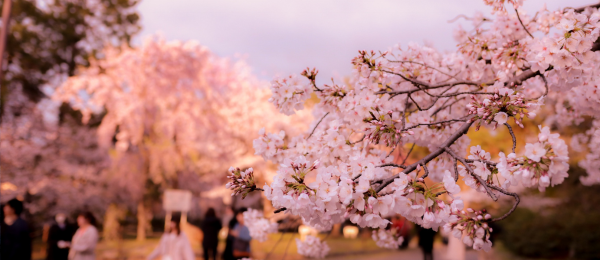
[
  {"left": 497, "top": 166, "right": 600, "bottom": 259},
  {"left": 1, "top": 0, "right": 140, "bottom": 237},
  {"left": 1, "top": 0, "right": 140, "bottom": 113}
]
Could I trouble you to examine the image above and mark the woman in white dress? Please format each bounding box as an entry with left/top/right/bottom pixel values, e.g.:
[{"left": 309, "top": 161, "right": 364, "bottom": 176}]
[
  {"left": 68, "top": 212, "right": 99, "bottom": 260},
  {"left": 147, "top": 217, "right": 195, "bottom": 260}
]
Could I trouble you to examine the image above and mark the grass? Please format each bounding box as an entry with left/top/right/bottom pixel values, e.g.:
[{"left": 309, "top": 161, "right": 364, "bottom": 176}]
[{"left": 33, "top": 231, "right": 390, "bottom": 260}]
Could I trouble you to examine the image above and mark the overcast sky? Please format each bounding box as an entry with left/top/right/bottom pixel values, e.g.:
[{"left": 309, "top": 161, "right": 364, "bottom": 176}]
[{"left": 136, "top": 0, "right": 593, "bottom": 82}]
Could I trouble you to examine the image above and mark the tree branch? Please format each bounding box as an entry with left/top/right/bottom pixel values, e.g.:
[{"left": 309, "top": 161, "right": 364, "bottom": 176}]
[
  {"left": 375, "top": 120, "right": 474, "bottom": 193},
  {"left": 488, "top": 185, "right": 520, "bottom": 222},
  {"left": 515, "top": 8, "right": 534, "bottom": 38},
  {"left": 444, "top": 147, "right": 498, "bottom": 201},
  {"left": 307, "top": 112, "right": 329, "bottom": 139},
  {"left": 504, "top": 123, "right": 516, "bottom": 153}
]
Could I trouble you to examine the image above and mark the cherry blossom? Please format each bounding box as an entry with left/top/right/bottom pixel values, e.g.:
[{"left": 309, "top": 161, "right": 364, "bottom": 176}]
[
  {"left": 295, "top": 235, "right": 330, "bottom": 259},
  {"left": 242, "top": 209, "right": 278, "bottom": 242},
  {"left": 372, "top": 228, "right": 404, "bottom": 249},
  {"left": 228, "top": 0, "right": 600, "bottom": 253}
]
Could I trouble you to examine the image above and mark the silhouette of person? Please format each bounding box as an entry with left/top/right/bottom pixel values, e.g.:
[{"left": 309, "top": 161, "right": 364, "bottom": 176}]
[
  {"left": 1, "top": 198, "right": 32, "bottom": 260},
  {"left": 201, "top": 208, "right": 222, "bottom": 260},
  {"left": 47, "top": 213, "right": 75, "bottom": 260},
  {"left": 418, "top": 226, "right": 436, "bottom": 260},
  {"left": 222, "top": 207, "right": 238, "bottom": 260}
]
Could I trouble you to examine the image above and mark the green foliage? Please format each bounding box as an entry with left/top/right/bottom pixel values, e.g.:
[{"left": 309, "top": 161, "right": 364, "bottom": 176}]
[
  {"left": 498, "top": 167, "right": 600, "bottom": 259},
  {"left": 2, "top": 0, "right": 140, "bottom": 106}
]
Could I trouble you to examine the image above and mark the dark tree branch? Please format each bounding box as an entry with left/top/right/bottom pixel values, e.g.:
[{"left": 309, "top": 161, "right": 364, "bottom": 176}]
[
  {"left": 401, "top": 143, "right": 416, "bottom": 166},
  {"left": 307, "top": 112, "right": 329, "bottom": 139},
  {"left": 515, "top": 8, "right": 534, "bottom": 38},
  {"left": 453, "top": 158, "right": 459, "bottom": 182},
  {"left": 376, "top": 120, "right": 474, "bottom": 193},
  {"left": 489, "top": 185, "right": 520, "bottom": 222},
  {"left": 504, "top": 123, "right": 516, "bottom": 153},
  {"left": 444, "top": 147, "right": 498, "bottom": 201}
]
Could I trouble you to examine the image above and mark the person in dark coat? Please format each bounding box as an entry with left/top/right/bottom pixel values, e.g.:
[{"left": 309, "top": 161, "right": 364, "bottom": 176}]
[
  {"left": 47, "top": 213, "right": 75, "bottom": 260},
  {"left": 201, "top": 208, "right": 222, "bottom": 260},
  {"left": 1, "top": 198, "right": 32, "bottom": 260},
  {"left": 221, "top": 207, "right": 238, "bottom": 260},
  {"left": 418, "top": 226, "right": 436, "bottom": 260}
]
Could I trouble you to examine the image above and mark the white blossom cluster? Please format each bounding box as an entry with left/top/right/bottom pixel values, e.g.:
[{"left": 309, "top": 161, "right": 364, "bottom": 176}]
[
  {"left": 577, "top": 121, "right": 600, "bottom": 185},
  {"left": 372, "top": 229, "right": 404, "bottom": 249},
  {"left": 467, "top": 85, "right": 538, "bottom": 128},
  {"left": 497, "top": 126, "right": 569, "bottom": 191},
  {"left": 443, "top": 208, "right": 494, "bottom": 252},
  {"left": 242, "top": 209, "right": 278, "bottom": 243},
  {"left": 225, "top": 167, "right": 258, "bottom": 199},
  {"left": 269, "top": 75, "right": 313, "bottom": 115},
  {"left": 295, "top": 235, "right": 330, "bottom": 259}
]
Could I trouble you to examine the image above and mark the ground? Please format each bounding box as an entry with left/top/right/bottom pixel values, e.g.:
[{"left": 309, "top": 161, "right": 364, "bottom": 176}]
[{"left": 32, "top": 230, "right": 518, "bottom": 260}]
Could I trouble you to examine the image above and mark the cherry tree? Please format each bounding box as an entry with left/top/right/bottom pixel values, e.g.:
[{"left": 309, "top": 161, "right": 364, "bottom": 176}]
[
  {"left": 0, "top": 86, "right": 110, "bottom": 219},
  {"left": 228, "top": 0, "right": 600, "bottom": 257},
  {"left": 54, "top": 37, "right": 310, "bottom": 239}
]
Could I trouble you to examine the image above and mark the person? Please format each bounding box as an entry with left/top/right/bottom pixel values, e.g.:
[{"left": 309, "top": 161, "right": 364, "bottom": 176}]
[
  {"left": 47, "top": 213, "right": 75, "bottom": 260},
  {"left": 1, "top": 198, "right": 32, "bottom": 260},
  {"left": 68, "top": 211, "right": 99, "bottom": 260},
  {"left": 418, "top": 226, "right": 437, "bottom": 260},
  {"left": 147, "top": 217, "right": 195, "bottom": 260},
  {"left": 231, "top": 208, "right": 251, "bottom": 259},
  {"left": 221, "top": 208, "right": 238, "bottom": 260},
  {"left": 200, "top": 208, "right": 222, "bottom": 260}
]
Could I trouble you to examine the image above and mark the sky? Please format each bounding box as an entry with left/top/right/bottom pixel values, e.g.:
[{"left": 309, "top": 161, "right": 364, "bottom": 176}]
[{"left": 136, "top": 0, "right": 593, "bottom": 83}]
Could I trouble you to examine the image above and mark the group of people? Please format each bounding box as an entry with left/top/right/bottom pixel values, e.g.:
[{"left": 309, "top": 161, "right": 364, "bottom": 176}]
[
  {"left": 148, "top": 207, "right": 252, "bottom": 260},
  {"left": 0, "top": 198, "right": 253, "bottom": 260},
  {"left": 1, "top": 198, "right": 99, "bottom": 260}
]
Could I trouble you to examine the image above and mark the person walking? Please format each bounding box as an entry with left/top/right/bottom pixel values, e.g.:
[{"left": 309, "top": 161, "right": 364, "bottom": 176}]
[
  {"left": 231, "top": 208, "right": 251, "bottom": 259},
  {"left": 1, "top": 198, "right": 32, "bottom": 260},
  {"left": 200, "top": 208, "right": 222, "bottom": 260},
  {"left": 47, "top": 213, "right": 75, "bottom": 260},
  {"left": 221, "top": 208, "right": 238, "bottom": 260},
  {"left": 68, "top": 211, "right": 99, "bottom": 260},
  {"left": 418, "top": 226, "right": 437, "bottom": 260},
  {"left": 147, "top": 217, "right": 195, "bottom": 260}
]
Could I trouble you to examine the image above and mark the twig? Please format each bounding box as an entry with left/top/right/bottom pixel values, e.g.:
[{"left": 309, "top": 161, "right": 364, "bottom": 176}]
[
  {"left": 401, "top": 143, "right": 416, "bottom": 166},
  {"left": 525, "top": 74, "right": 548, "bottom": 101},
  {"left": 307, "top": 112, "right": 329, "bottom": 140},
  {"left": 453, "top": 158, "right": 459, "bottom": 182},
  {"left": 515, "top": 8, "right": 534, "bottom": 38},
  {"left": 421, "top": 163, "right": 430, "bottom": 178},
  {"left": 504, "top": 123, "right": 516, "bottom": 153},
  {"left": 376, "top": 120, "right": 474, "bottom": 193},
  {"left": 388, "top": 60, "right": 460, "bottom": 80},
  {"left": 282, "top": 233, "right": 295, "bottom": 260},
  {"left": 431, "top": 97, "right": 465, "bottom": 117},
  {"left": 274, "top": 208, "right": 287, "bottom": 214},
  {"left": 350, "top": 135, "right": 365, "bottom": 145},
  {"left": 385, "top": 139, "right": 401, "bottom": 159},
  {"left": 265, "top": 232, "right": 285, "bottom": 260},
  {"left": 465, "top": 158, "right": 498, "bottom": 166},
  {"left": 378, "top": 163, "right": 407, "bottom": 168},
  {"left": 488, "top": 185, "right": 520, "bottom": 222},
  {"left": 444, "top": 147, "right": 498, "bottom": 201},
  {"left": 402, "top": 118, "right": 467, "bottom": 131}
]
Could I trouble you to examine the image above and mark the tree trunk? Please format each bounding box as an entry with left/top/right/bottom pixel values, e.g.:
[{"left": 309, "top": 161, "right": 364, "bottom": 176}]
[
  {"left": 136, "top": 202, "right": 147, "bottom": 241},
  {"left": 330, "top": 223, "right": 342, "bottom": 237},
  {"left": 103, "top": 204, "right": 123, "bottom": 242}
]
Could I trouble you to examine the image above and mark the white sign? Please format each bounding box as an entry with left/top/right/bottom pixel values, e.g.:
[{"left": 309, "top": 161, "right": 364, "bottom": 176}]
[{"left": 163, "top": 189, "right": 192, "bottom": 212}]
